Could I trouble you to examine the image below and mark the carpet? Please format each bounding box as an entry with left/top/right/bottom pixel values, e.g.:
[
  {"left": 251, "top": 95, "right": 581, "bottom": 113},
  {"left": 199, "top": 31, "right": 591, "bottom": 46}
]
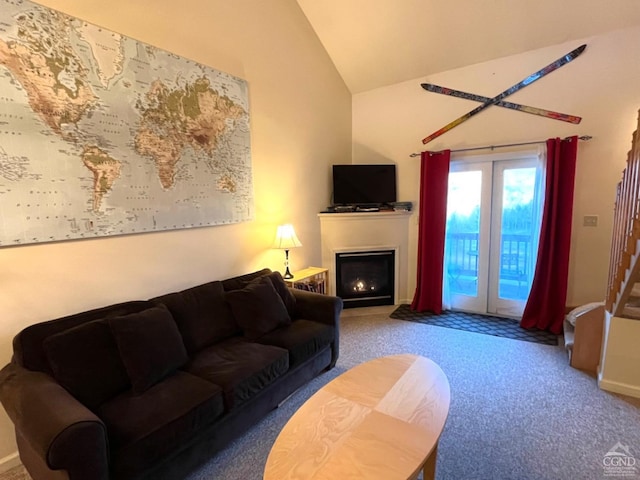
[
  {"left": 0, "top": 466, "right": 29, "bottom": 480},
  {"left": 6, "top": 309, "right": 640, "bottom": 480},
  {"left": 390, "top": 304, "right": 559, "bottom": 345}
]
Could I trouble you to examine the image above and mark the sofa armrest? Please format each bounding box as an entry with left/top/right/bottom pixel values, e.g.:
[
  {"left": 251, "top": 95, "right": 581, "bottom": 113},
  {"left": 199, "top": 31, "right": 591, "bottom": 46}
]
[
  {"left": 0, "top": 362, "right": 109, "bottom": 480},
  {"left": 291, "top": 289, "right": 342, "bottom": 367}
]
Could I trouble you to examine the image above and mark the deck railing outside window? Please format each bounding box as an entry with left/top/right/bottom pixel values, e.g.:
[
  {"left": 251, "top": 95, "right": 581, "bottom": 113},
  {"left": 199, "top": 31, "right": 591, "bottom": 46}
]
[{"left": 446, "top": 232, "right": 533, "bottom": 299}]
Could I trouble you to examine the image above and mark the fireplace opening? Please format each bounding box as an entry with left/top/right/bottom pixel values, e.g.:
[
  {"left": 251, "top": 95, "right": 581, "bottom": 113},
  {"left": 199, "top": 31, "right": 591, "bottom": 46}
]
[{"left": 335, "top": 250, "right": 395, "bottom": 308}]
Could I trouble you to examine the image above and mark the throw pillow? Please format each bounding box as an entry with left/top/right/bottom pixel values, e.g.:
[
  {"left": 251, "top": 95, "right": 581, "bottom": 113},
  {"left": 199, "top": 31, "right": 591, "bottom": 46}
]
[
  {"left": 43, "top": 319, "right": 130, "bottom": 409},
  {"left": 226, "top": 277, "right": 291, "bottom": 341},
  {"left": 109, "top": 304, "right": 188, "bottom": 394},
  {"left": 265, "top": 271, "right": 296, "bottom": 317}
]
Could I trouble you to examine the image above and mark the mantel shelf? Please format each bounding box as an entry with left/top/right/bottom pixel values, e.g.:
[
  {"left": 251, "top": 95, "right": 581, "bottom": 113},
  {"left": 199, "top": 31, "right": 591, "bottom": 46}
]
[{"left": 318, "top": 210, "right": 412, "bottom": 219}]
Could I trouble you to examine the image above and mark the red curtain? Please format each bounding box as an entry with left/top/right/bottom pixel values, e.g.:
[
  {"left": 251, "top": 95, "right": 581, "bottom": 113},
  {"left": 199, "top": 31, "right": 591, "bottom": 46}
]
[
  {"left": 411, "top": 150, "right": 451, "bottom": 313},
  {"left": 520, "top": 136, "right": 578, "bottom": 334}
]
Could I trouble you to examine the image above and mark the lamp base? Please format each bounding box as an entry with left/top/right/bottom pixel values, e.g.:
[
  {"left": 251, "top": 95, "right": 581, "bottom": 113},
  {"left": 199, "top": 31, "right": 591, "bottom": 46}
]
[{"left": 283, "top": 249, "right": 294, "bottom": 279}]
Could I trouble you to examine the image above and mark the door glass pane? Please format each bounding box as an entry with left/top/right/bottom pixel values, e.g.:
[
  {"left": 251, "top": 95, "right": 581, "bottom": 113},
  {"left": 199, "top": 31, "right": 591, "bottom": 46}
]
[
  {"left": 498, "top": 167, "right": 537, "bottom": 300},
  {"left": 446, "top": 171, "right": 481, "bottom": 296}
]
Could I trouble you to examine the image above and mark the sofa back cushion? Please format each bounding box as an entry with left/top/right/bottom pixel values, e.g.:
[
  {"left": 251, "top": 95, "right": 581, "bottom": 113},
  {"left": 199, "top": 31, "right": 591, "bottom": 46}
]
[
  {"left": 43, "top": 319, "right": 131, "bottom": 410},
  {"left": 109, "top": 305, "right": 188, "bottom": 394},
  {"left": 151, "top": 281, "right": 240, "bottom": 354},
  {"left": 221, "top": 268, "right": 272, "bottom": 291},
  {"left": 15, "top": 300, "right": 152, "bottom": 375}
]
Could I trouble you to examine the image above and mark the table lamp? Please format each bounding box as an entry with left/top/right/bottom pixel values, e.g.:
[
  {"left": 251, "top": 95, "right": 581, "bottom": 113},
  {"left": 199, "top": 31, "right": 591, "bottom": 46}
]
[{"left": 274, "top": 224, "right": 302, "bottom": 279}]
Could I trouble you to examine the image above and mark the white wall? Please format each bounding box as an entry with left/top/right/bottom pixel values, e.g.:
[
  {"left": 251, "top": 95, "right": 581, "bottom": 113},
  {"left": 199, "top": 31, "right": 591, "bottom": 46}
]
[
  {"left": 353, "top": 26, "right": 640, "bottom": 307},
  {"left": 0, "top": 0, "right": 351, "bottom": 466},
  {"left": 599, "top": 313, "right": 640, "bottom": 398}
]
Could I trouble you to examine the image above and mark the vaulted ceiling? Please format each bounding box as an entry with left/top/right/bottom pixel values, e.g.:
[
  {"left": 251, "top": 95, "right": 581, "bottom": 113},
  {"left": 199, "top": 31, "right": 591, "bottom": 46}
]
[{"left": 296, "top": 0, "right": 640, "bottom": 94}]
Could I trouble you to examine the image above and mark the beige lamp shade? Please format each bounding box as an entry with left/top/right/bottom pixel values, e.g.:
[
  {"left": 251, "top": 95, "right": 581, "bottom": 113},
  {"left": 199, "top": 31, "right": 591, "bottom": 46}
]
[
  {"left": 273, "top": 224, "right": 302, "bottom": 249},
  {"left": 274, "top": 224, "right": 301, "bottom": 279}
]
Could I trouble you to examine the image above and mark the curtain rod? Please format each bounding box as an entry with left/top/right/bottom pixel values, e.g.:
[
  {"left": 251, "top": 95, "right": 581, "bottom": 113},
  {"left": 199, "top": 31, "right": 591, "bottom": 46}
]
[{"left": 408, "top": 135, "right": 593, "bottom": 157}]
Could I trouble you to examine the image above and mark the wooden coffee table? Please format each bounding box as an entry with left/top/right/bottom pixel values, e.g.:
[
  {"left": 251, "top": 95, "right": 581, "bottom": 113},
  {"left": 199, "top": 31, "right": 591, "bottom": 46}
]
[{"left": 264, "top": 354, "right": 450, "bottom": 480}]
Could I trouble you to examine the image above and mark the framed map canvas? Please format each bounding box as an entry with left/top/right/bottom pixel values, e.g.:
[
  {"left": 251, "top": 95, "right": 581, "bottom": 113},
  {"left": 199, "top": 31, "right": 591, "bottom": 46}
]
[{"left": 0, "top": 0, "right": 253, "bottom": 246}]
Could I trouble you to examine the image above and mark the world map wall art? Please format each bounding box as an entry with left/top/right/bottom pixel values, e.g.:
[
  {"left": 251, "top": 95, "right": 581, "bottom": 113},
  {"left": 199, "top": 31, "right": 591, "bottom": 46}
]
[{"left": 0, "top": 0, "right": 253, "bottom": 246}]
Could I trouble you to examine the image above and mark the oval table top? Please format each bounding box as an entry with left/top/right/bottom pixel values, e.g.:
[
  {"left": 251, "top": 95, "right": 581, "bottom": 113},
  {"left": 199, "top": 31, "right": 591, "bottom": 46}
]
[{"left": 264, "top": 353, "right": 451, "bottom": 480}]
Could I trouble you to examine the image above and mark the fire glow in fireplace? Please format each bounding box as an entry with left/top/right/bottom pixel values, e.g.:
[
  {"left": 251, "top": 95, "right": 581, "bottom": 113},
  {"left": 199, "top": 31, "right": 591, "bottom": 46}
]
[{"left": 335, "top": 250, "right": 395, "bottom": 308}]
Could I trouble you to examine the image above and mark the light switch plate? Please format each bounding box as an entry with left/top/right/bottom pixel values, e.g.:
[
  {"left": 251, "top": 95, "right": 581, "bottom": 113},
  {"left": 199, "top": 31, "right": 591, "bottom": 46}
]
[{"left": 583, "top": 215, "right": 598, "bottom": 227}]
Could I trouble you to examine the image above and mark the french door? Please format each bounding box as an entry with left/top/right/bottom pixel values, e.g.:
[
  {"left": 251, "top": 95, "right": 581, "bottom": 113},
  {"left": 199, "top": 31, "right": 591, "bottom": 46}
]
[{"left": 444, "top": 151, "right": 543, "bottom": 317}]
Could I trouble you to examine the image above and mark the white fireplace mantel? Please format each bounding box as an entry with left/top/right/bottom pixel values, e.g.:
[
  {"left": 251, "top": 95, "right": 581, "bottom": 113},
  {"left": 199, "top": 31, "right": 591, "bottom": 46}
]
[{"left": 318, "top": 211, "right": 413, "bottom": 303}]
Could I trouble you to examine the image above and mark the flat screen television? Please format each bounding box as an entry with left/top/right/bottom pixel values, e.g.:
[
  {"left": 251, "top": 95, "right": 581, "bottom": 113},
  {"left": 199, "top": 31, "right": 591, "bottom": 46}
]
[{"left": 332, "top": 164, "right": 397, "bottom": 205}]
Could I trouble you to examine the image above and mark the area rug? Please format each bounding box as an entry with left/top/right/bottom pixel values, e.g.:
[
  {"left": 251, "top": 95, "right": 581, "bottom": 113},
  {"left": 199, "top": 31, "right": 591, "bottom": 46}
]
[{"left": 390, "top": 304, "right": 559, "bottom": 345}]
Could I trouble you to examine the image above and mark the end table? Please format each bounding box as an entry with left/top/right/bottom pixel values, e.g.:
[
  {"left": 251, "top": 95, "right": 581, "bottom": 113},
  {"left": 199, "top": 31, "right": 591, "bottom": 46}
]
[{"left": 284, "top": 267, "right": 328, "bottom": 295}]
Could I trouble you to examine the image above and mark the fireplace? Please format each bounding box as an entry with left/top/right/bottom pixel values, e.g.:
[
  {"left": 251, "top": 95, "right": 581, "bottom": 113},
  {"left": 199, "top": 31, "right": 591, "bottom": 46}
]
[
  {"left": 335, "top": 250, "right": 395, "bottom": 308},
  {"left": 319, "top": 210, "right": 411, "bottom": 303}
]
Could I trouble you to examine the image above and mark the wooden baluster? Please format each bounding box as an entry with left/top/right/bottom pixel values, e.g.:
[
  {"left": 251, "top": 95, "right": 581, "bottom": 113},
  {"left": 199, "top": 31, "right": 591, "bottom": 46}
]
[
  {"left": 617, "top": 165, "right": 631, "bottom": 288},
  {"left": 624, "top": 136, "right": 640, "bottom": 256},
  {"left": 606, "top": 182, "right": 622, "bottom": 311},
  {"left": 609, "top": 111, "right": 640, "bottom": 316},
  {"left": 611, "top": 178, "right": 623, "bottom": 307}
]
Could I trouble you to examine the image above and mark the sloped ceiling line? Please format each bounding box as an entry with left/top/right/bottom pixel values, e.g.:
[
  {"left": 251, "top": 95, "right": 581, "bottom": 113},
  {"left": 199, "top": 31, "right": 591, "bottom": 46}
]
[{"left": 296, "top": 0, "right": 640, "bottom": 94}]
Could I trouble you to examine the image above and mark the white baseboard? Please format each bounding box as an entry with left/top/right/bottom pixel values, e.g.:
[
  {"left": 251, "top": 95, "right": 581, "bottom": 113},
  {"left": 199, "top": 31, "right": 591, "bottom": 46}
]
[
  {"left": 0, "top": 452, "right": 21, "bottom": 474},
  {"left": 598, "top": 377, "right": 640, "bottom": 399}
]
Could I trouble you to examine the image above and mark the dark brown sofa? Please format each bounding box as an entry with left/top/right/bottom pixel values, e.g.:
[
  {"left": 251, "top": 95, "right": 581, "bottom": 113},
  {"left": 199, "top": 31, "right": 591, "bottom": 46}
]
[{"left": 0, "top": 268, "right": 342, "bottom": 480}]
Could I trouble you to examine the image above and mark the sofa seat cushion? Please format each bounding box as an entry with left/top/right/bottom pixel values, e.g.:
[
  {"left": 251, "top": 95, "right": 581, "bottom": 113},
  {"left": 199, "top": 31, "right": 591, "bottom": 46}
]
[
  {"left": 257, "top": 319, "right": 335, "bottom": 368},
  {"left": 184, "top": 337, "right": 289, "bottom": 410},
  {"left": 151, "top": 280, "right": 240, "bottom": 354},
  {"left": 98, "top": 371, "right": 224, "bottom": 479}
]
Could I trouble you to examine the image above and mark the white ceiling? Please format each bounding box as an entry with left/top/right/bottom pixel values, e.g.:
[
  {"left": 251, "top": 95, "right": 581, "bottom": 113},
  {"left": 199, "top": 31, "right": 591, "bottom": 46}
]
[{"left": 296, "top": 0, "right": 640, "bottom": 94}]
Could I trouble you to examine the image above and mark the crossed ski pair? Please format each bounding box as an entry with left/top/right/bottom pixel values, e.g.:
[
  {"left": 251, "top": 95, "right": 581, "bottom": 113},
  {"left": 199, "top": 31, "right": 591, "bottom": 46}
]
[{"left": 421, "top": 44, "right": 586, "bottom": 145}]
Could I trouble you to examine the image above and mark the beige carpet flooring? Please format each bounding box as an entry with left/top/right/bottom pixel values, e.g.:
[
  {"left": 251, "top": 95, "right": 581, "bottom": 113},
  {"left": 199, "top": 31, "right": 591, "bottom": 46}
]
[{"left": 0, "top": 466, "right": 29, "bottom": 480}]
